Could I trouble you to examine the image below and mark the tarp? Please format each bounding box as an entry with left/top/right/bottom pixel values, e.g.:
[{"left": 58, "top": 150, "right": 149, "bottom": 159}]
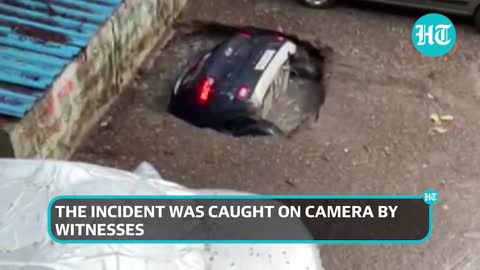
[{"left": 0, "top": 159, "right": 324, "bottom": 270}]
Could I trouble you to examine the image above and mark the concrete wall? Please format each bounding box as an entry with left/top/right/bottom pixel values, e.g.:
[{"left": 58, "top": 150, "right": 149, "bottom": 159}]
[{"left": 1, "top": 0, "right": 187, "bottom": 159}]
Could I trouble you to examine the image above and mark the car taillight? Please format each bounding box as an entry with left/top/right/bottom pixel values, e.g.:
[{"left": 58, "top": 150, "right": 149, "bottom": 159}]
[
  {"left": 236, "top": 85, "right": 250, "bottom": 100},
  {"left": 240, "top": 32, "right": 252, "bottom": 38},
  {"left": 276, "top": 25, "right": 285, "bottom": 40},
  {"left": 198, "top": 77, "right": 214, "bottom": 104}
]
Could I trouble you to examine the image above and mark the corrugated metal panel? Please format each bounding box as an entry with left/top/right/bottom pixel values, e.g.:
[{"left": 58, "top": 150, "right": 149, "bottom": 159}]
[{"left": 0, "top": 0, "right": 123, "bottom": 118}]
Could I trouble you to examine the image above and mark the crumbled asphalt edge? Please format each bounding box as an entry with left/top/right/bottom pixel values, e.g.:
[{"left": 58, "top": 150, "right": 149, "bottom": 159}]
[{"left": 172, "top": 20, "right": 334, "bottom": 122}]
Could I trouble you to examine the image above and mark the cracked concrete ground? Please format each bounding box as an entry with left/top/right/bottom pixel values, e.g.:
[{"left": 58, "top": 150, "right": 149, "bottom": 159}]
[{"left": 73, "top": 0, "right": 480, "bottom": 269}]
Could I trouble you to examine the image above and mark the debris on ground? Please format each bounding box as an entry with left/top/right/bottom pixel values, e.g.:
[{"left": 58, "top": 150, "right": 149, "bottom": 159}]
[
  {"left": 321, "top": 154, "right": 331, "bottom": 162},
  {"left": 430, "top": 113, "right": 441, "bottom": 125},
  {"left": 100, "top": 116, "right": 112, "bottom": 128},
  {"left": 440, "top": 115, "right": 454, "bottom": 121},
  {"left": 430, "top": 113, "right": 454, "bottom": 134},
  {"left": 433, "top": 126, "right": 449, "bottom": 134},
  {"left": 383, "top": 146, "right": 391, "bottom": 156},
  {"left": 285, "top": 178, "right": 300, "bottom": 187}
]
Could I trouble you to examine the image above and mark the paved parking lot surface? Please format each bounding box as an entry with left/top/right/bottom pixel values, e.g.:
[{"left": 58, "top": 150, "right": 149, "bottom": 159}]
[{"left": 74, "top": 0, "right": 480, "bottom": 269}]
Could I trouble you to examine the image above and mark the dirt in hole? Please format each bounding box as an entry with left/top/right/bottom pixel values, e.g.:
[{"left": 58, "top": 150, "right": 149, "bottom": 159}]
[{"left": 166, "top": 21, "right": 331, "bottom": 136}]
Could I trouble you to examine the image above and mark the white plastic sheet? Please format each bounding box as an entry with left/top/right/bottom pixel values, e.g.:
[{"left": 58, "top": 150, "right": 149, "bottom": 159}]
[{"left": 0, "top": 159, "right": 324, "bottom": 270}]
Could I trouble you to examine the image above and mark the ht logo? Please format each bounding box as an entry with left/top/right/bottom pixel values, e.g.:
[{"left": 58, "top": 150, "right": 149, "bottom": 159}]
[
  {"left": 412, "top": 13, "right": 456, "bottom": 57},
  {"left": 415, "top": 24, "right": 452, "bottom": 46},
  {"left": 423, "top": 189, "right": 439, "bottom": 206}
]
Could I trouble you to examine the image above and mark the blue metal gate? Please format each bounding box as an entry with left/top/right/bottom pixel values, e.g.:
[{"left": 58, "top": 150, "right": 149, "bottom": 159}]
[{"left": 0, "top": 0, "right": 122, "bottom": 118}]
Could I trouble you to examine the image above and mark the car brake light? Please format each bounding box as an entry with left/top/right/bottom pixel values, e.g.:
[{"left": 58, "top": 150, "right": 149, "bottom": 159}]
[
  {"left": 240, "top": 32, "right": 252, "bottom": 38},
  {"left": 276, "top": 25, "right": 285, "bottom": 40},
  {"left": 236, "top": 86, "right": 250, "bottom": 100},
  {"left": 198, "top": 77, "right": 214, "bottom": 104}
]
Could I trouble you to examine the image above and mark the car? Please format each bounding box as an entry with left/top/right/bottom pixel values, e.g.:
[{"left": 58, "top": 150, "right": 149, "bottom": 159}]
[
  {"left": 168, "top": 29, "right": 297, "bottom": 136},
  {"left": 299, "top": 0, "right": 480, "bottom": 31}
]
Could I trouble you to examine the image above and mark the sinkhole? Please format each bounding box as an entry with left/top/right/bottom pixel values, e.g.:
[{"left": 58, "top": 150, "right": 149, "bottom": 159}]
[{"left": 161, "top": 21, "right": 332, "bottom": 137}]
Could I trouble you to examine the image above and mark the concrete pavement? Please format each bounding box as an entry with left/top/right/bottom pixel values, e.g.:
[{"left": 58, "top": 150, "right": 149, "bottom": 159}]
[{"left": 73, "top": 0, "right": 480, "bottom": 269}]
